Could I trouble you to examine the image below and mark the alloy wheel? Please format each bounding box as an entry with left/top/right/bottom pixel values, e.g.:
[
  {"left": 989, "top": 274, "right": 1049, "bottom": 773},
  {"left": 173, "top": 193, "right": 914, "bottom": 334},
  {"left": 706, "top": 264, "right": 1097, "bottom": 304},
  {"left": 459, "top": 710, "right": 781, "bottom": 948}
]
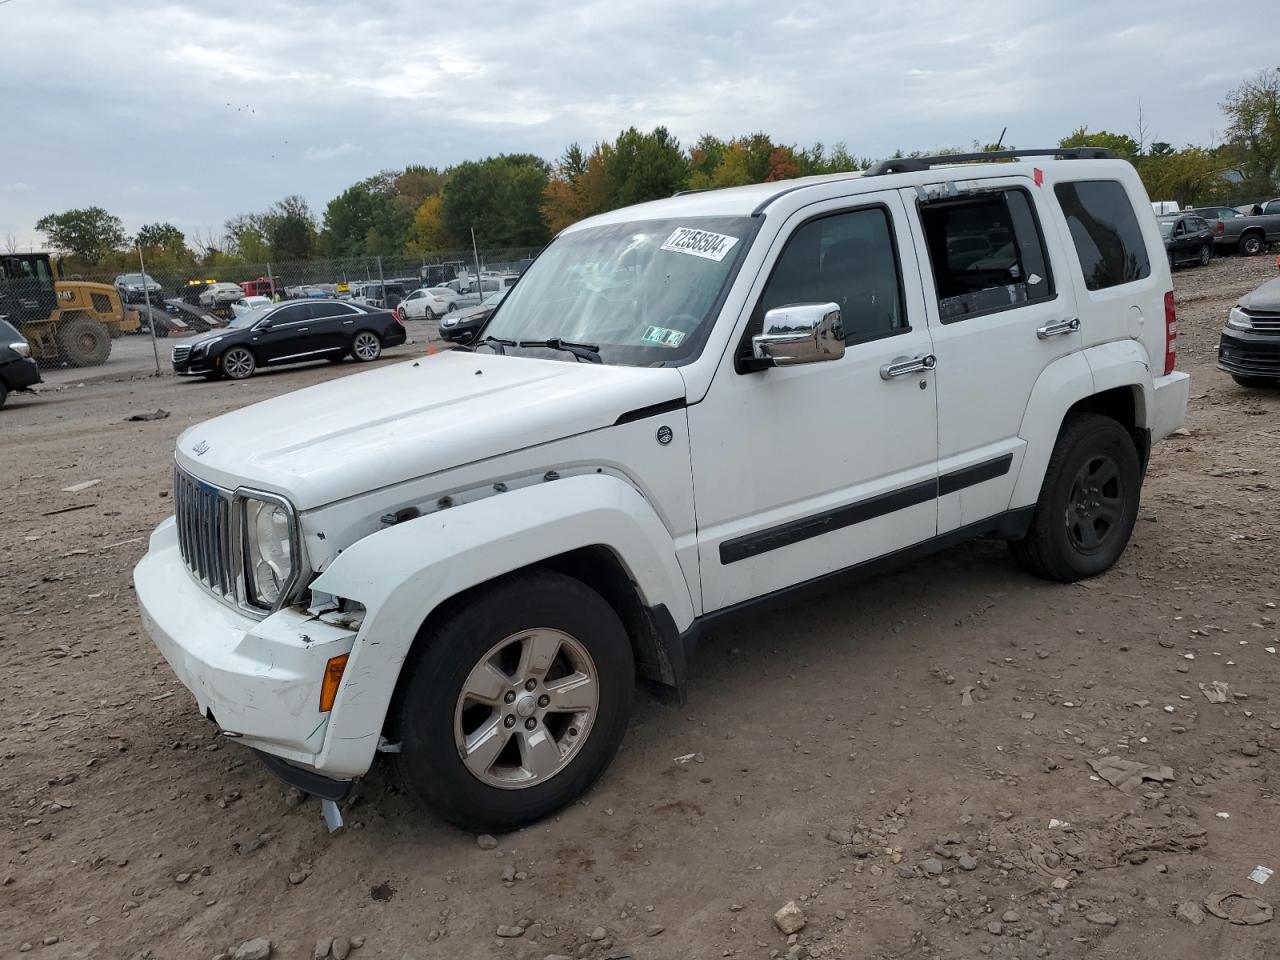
[
  {"left": 353, "top": 332, "right": 381, "bottom": 361},
  {"left": 223, "top": 348, "right": 254, "bottom": 379}
]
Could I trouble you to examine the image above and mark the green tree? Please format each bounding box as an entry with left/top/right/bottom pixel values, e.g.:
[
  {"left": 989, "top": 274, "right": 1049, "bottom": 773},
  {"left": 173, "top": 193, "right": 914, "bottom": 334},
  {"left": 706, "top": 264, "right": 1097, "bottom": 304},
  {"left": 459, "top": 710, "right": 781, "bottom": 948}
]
[
  {"left": 321, "top": 173, "right": 406, "bottom": 256},
  {"left": 224, "top": 213, "right": 273, "bottom": 262},
  {"left": 1058, "top": 126, "right": 1140, "bottom": 159},
  {"left": 35, "top": 207, "right": 126, "bottom": 264},
  {"left": 607, "top": 127, "right": 688, "bottom": 206},
  {"left": 1221, "top": 67, "right": 1280, "bottom": 184},
  {"left": 264, "top": 195, "right": 317, "bottom": 260},
  {"left": 134, "top": 222, "right": 188, "bottom": 253},
  {"left": 442, "top": 154, "right": 551, "bottom": 248}
]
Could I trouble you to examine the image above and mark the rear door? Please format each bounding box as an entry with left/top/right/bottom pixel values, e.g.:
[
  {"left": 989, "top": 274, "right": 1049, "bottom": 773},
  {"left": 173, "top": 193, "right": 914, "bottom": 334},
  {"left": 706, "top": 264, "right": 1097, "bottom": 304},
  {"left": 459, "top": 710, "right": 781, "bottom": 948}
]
[
  {"left": 306, "top": 302, "right": 359, "bottom": 353},
  {"left": 899, "top": 176, "right": 1082, "bottom": 533}
]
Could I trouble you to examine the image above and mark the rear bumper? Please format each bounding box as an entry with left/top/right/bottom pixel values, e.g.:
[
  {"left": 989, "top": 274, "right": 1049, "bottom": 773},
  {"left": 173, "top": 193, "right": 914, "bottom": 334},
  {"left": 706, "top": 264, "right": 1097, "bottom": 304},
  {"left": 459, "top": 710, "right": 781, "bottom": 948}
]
[
  {"left": 1218, "top": 328, "right": 1280, "bottom": 379},
  {"left": 1149, "top": 370, "right": 1190, "bottom": 442},
  {"left": 134, "top": 518, "right": 366, "bottom": 776}
]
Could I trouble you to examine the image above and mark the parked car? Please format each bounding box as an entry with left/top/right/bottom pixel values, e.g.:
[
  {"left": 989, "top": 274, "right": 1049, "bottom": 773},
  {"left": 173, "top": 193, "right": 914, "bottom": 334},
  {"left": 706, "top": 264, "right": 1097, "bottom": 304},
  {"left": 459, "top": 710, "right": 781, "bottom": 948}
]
[
  {"left": 231, "top": 295, "right": 273, "bottom": 318},
  {"left": 1158, "top": 214, "right": 1214, "bottom": 267},
  {"left": 1151, "top": 200, "right": 1181, "bottom": 216},
  {"left": 170, "top": 299, "right": 405, "bottom": 380},
  {"left": 440, "top": 287, "right": 508, "bottom": 344},
  {"left": 1218, "top": 274, "right": 1280, "bottom": 387},
  {"left": 199, "top": 282, "right": 249, "bottom": 307},
  {"left": 114, "top": 272, "right": 164, "bottom": 304},
  {"left": 354, "top": 282, "right": 407, "bottom": 310},
  {"left": 398, "top": 287, "right": 458, "bottom": 320},
  {"left": 448, "top": 276, "right": 510, "bottom": 310},
  {"left": 0, "top": 317, "right": 41, "bottom": 408},
  {"left": 1189, "top": 205, "right": 1280, "bottom": 256},
  {"left": 135, "top": 148, "right": 1188, "bottom": 832}
]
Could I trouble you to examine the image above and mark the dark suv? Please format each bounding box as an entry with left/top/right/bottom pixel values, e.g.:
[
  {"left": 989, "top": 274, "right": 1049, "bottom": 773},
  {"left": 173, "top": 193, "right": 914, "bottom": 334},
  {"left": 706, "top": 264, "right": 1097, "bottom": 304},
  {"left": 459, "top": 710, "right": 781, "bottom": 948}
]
[
  {"left": 0, "top": 317, "right": 42, "bottom": 408},
  {"left": 1158, "top": 214, "right": 1215, "bottom": 267},
  {"left": 171, "top": 299, "right": 406, "bottom": 380}
]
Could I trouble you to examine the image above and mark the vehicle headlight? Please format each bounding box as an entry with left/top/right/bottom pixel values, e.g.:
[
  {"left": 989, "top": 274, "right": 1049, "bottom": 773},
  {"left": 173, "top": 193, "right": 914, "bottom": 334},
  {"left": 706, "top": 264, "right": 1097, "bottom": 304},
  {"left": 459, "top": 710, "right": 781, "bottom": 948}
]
[
  {"left": 193, "top": 336, "right": 223, "bottom": 355},
  {"left": 1227, "top": 306, "right": 1253, "bottom": 331},
  {"left": 242, "top": 495, "right": 297, "bottom": 608},
  {"left": 8, "top": 340, "right": 30, "bottom": 357}
]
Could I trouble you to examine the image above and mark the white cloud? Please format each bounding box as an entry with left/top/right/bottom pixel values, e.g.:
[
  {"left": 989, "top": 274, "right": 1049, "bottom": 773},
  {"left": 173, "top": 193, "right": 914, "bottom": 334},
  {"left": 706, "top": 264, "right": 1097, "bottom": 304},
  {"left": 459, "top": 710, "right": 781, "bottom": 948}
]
[
  {"left": 304, "top": 143, "right": 360, "bottom": 162},
  {"left": 2, "top": 182, "right": 32, "bottom": 192}
]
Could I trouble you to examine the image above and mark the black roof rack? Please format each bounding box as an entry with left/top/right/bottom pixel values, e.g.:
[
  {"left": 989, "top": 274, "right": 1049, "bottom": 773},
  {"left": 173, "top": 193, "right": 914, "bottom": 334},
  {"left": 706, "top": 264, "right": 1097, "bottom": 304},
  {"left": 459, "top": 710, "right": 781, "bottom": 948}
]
[{"left": 864, "top": 147, "right": 1114, "bottom": 177}]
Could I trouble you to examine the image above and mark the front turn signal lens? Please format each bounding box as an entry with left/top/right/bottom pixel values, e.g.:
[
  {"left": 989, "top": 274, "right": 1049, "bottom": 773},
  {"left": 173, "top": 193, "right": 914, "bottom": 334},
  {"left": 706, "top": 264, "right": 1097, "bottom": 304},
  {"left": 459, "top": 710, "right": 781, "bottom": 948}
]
[{"left": 320, "top": 654, "right": 349, "bottom": 712}]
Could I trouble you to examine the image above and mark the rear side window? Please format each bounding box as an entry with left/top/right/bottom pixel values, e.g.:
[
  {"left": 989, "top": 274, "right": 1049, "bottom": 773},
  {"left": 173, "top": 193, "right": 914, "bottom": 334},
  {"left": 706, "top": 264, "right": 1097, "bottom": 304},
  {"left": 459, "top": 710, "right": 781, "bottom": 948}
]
[
  {"left": 919, "top": 188, "right": 1053, "bottom": 322},
  {"left": 1054, "top": 180, "right": 1151, "bottom": 291}
]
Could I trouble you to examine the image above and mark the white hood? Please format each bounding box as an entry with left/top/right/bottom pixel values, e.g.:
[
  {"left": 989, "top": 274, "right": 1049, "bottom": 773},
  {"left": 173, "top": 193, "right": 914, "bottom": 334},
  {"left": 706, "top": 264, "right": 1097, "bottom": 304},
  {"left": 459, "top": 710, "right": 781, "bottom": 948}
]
[{"left": 175, "top": 351, "right": 687, "bottom": 509}]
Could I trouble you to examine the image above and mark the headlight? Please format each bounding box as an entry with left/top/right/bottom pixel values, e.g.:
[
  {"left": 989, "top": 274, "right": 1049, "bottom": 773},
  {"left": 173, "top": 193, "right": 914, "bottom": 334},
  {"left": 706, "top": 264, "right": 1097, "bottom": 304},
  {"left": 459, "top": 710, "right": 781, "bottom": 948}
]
[
  {"left": 8, "top": 340, "right": 30, "bottom": 357},
  {"left": 1227, "top": 306, "right": 1253, "bottom": 331},
  {"left": 193, "top": 336, "right": 223, "bottom": 355},
  {"left": 242, "top": 495, "right": 298, "bottom": 608}
]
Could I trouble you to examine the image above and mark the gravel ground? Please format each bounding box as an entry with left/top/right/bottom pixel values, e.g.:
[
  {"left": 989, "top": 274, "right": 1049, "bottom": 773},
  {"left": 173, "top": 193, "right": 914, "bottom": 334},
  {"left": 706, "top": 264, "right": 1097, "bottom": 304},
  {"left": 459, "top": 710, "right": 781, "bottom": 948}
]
[{"left": 2, "top": 258, "right": 1279, "bottom": 960}]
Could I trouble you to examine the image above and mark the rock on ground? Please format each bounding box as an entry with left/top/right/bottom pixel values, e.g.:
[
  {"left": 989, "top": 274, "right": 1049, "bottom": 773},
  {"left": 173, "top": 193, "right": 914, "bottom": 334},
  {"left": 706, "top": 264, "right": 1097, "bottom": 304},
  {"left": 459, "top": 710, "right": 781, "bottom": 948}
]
[
  {"left": 774, "top": 901, "right": 807, "bottom": 935},
  {"left": 232, "top": 940, "right": 271, "bottom": 960}
]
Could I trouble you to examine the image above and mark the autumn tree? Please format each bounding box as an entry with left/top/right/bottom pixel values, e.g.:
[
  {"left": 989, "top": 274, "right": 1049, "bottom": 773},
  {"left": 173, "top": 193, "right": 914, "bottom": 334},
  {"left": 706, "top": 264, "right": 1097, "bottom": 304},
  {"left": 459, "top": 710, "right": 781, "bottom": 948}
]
[{"left": 1221, "top": 67, "right": 1280, "bottom": 186}]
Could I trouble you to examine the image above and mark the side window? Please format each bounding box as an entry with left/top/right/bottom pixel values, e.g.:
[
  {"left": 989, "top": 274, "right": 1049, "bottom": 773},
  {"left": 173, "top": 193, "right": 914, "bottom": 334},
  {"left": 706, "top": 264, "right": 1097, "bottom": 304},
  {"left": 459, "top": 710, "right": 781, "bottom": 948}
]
[
  {"left": 1265, "top": 200, "right": 1280, "bottom": 215},
  {"left": 269, "top": 304, "right": 308, "bottom": 325},
  {"left": 308, "top": 302, "right": 350, "bottom": 319},
  {"left": 1053, "top": 180, "right": 1152, "bottom": 291},
  {"left": 918, "top": 188, "right": 1053, "bottom": 322},
  {"left": 1174, "top": 220, "right": 1186, "bottom": 235},
  {"left": 753, "top": 206, "right": 906, "bottom": 347}
]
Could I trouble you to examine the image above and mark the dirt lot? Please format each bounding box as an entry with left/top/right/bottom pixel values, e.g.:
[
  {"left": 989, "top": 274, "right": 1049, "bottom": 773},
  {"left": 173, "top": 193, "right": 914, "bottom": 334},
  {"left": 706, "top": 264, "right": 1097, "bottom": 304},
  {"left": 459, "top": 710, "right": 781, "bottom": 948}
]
[{"left": 3, "top": 260, "right": 1280, "bottom": 960}]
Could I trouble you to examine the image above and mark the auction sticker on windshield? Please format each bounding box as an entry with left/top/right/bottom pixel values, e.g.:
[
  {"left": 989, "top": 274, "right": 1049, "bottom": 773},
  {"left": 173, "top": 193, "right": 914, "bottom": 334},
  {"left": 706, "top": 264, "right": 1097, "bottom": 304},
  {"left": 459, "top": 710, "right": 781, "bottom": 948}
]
[
  {"left": 660, "top": 227, "right": 740, "bottom": 262},
  {"left": 641, "top": 325, "right": 686, "bottom": 347}
]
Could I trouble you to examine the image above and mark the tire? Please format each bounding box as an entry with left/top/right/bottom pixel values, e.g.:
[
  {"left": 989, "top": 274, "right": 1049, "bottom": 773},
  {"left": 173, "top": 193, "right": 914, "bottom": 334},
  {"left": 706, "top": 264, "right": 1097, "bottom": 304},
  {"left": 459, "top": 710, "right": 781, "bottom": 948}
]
[
  {"left": 56, "top": 315, "right": 111, "bottom": 367},
  {"left": 1198, "top": 244, "right": 1211, "bottom": 266},
  {"left": 0, "top": 379, "right": 8, "bottom": 409},
  {"left": 1012, "top": 413, "right": 1141, "bottom": 583},
  {"left": 393, "top": 570, "right": 635, "bottom": 832},
  {"left": 1240, "top": 233, "right": 1265, "bottom": 257},
  {"left": 351, "top": 330, "right": 382, "bottom": 362},
  {"left": 221, "top": 346, "right": 256, "bottom": 380},
  {"left": 327, "top": 354, "right": 346, "bottom": 364},
  {"left": 1232, "top": 374, "right": 1277, "bottom": 388}
]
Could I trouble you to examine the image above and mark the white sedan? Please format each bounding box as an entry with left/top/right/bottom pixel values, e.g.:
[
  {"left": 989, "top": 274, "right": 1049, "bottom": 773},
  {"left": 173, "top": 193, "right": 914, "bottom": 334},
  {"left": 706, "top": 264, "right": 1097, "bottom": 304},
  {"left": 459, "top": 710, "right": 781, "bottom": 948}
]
[
  {"left": 230, "top": 295, "right": 273, "bottom": 318},
  {"left": 398, "top": 287, "right": 459, "bottom": 319}
]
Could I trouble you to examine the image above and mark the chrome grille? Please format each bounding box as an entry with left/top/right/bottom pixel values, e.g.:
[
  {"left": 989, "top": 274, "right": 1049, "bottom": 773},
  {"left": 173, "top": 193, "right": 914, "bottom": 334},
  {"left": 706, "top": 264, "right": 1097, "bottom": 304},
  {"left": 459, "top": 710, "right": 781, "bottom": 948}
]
[
  {"left": 173, "top": 466, "right": 241, "bottom": 601},
  {"left": 172, "top": 344, "right": 192, "bottom": 363},
  {"left": 1242, "top": 310, "right": 1280, "bottom": 334}
]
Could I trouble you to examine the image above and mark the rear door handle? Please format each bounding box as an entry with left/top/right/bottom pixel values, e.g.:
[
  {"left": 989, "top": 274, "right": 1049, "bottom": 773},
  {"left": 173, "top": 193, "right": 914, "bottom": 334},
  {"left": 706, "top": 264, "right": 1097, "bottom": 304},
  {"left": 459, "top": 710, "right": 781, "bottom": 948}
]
[
  {"left": 880, "top": 354, "right": 937, "bottom": 380},
  {"left": 1037, "top": 318, "right": 1080, "bottom": 339}
]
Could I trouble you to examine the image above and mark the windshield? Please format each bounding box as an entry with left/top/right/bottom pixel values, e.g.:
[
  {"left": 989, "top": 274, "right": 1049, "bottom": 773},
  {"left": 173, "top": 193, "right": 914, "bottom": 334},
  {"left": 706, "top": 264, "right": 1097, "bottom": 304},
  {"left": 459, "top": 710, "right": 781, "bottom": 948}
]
[
  {"left": 1158, "top": 221, "right": 1174, "bottom": 237},
  {"left": 481, "top": 215, "right": 757, "bottom": 365},
  {"left": 227, "top": 304, "right": 274, "bottom": 329}
]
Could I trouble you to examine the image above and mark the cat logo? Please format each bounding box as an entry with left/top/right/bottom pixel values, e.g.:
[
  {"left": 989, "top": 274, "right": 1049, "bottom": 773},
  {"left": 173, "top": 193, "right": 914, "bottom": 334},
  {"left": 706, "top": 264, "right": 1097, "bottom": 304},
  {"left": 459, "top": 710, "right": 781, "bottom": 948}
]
[{"left": 57, "top": 290, "right": 75, "bottom": 301}]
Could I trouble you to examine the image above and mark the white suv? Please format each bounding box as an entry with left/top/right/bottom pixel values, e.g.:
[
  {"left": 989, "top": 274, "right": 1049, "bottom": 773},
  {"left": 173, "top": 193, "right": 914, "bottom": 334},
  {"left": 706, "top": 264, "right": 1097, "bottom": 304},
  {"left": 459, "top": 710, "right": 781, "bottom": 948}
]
[{"left": 135, "top": 148, "right": 1189, "bottom": 832}]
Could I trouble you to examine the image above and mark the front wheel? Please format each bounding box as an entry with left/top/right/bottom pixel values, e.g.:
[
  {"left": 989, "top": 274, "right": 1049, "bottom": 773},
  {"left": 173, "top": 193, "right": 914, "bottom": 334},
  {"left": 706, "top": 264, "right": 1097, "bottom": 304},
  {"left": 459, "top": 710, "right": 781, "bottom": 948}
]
[
  {"left": 221, "top": 346, "right": 256, "bottom": 380},
  {"left": 393, "top": 571, "right": 635, "bottom": 832},
  {"left": 1012, "top": 413, "right": 1141, "bottom": 582},
  {"left": 351, "top": 330, "right": 382, "bottom": 362}
]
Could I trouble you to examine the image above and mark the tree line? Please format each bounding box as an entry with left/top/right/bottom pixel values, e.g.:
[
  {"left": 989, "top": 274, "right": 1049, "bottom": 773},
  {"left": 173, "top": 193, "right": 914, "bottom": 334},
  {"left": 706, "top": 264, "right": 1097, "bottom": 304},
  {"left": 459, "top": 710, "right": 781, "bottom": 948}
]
[{"left": 27, "top": 67, "right": 1280, "bottom": 275}]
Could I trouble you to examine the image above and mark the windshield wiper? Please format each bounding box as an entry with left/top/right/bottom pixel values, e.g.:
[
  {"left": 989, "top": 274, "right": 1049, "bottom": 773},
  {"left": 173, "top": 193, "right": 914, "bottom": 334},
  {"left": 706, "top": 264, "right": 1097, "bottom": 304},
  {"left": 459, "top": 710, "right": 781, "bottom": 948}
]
[
  {"left": 515, "top": 338, "right": 602, "bottom": 363},
  {"left": 475, "top": 335, "right": 512, "bottom": 355}
]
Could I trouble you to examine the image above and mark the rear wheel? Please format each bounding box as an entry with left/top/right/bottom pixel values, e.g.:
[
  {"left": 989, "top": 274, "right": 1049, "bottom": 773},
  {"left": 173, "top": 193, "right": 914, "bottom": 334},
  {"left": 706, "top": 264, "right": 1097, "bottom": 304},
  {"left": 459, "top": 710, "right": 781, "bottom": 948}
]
[
  {"left": 1198, "top": 244, "right": 1212, "bottom": 266},
  {"left": 0, "top": 380, "right": 8, "bottom": 408},
  {"left": 222, "top": 346, "right": 256, "bottom": 380},
  {"left": 351, "top": 330, "right": 382, "bottom": 362},
  {"left": 1241, "top": 233, "right": 1265, "bottom": 256},
  {"left": 1012, "top": 413, "right": 1141, "bottom": 582},
  {"left": 394, "top": 571, "right": 634, "bottom": 832},
  {"left": 56, "top": 315, "right": 111, "bottom": 367}
]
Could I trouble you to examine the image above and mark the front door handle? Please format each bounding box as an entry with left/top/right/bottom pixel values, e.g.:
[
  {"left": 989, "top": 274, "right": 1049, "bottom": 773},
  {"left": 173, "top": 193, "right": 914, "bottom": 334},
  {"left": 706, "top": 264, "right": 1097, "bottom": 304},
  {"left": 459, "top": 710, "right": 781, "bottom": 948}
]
[
  {"left": 343, "top": 320, "right": 354, "bottom": 325},
  {"left": 880, "top": 354, "right": 937, "bottom": 380},
  {"left": 297, "top": 327, "right": 309, "bottom": 333},
  {"left": 1037, "top": 317, "right": 1080, "bottom": 339}
]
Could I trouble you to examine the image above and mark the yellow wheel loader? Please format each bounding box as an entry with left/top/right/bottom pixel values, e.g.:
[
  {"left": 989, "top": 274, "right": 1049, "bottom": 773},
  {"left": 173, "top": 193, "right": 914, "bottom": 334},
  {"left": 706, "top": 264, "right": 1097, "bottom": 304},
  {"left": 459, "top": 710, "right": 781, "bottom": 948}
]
[{"left": 0, "top": 253, "right": 140, "bottom": 367}]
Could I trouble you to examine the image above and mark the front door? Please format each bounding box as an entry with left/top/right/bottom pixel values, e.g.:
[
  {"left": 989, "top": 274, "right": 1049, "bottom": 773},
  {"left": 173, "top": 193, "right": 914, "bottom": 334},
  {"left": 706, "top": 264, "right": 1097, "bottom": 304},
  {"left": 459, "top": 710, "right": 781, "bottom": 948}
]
[
  {"left": 690, "top": 192, "right": 940, "bottom": 613},
  {"left": 900, "top": 176, "right": 1082, "bottom": 533},
  {"left": 249, "top": 302, "right": 313, "bottom": 362}
]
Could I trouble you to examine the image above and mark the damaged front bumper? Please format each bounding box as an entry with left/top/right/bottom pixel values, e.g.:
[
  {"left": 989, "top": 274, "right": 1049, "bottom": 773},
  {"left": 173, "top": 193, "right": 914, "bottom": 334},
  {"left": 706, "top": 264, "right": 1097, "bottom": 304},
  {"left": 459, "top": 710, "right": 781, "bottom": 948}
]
[{"left": 134, "top": 517, "right": 367, "bottom": 791}]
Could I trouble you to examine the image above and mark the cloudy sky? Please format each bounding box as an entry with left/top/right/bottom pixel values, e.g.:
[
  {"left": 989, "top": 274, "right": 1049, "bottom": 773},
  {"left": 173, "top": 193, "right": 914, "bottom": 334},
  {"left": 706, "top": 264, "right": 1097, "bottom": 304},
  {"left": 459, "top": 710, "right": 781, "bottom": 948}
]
[{"left": 1, "top": 0, "right": 1274, "bottom": 249}]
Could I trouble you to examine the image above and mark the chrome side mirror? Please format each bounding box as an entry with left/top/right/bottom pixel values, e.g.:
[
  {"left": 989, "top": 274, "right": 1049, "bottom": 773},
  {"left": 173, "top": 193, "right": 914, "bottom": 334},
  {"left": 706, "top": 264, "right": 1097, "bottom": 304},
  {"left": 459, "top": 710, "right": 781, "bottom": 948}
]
[{"left": 752, "top": 302, "right": 845, "bottom": 366}]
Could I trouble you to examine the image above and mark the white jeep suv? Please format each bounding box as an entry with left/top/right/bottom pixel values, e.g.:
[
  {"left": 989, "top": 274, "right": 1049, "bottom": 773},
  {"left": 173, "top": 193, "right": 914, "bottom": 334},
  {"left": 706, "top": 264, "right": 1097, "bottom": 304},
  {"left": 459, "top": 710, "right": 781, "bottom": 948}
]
[{"left": 135, "top": 148, "right": 1189, "bottom": 832}]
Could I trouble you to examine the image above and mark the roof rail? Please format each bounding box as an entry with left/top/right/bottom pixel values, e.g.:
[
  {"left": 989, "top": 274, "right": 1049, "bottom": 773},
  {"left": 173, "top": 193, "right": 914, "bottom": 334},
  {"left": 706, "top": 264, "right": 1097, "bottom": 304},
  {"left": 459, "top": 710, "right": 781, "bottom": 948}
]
[{"left": 864, "top": 147, "right": 1114, "bottom": 177}]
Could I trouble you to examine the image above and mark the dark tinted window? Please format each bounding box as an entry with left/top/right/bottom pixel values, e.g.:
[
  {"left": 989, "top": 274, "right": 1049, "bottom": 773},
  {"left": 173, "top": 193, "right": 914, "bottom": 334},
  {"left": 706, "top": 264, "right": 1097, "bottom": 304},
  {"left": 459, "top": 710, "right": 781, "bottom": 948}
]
[
  {"left": 308, "top": 302, "right": 355, "bottom": 319},
  {"left": 757, "top": 206, "right": 906, "bottom": 343},
  {"left": 919, "top": 188, "right": 1053, "bottom": 322},
  {"left": 268, "top": 304, "right": 309, "bottom": 325},
  {"left": 1054, "top": 180, "right": 1151, "bottom": 290}
]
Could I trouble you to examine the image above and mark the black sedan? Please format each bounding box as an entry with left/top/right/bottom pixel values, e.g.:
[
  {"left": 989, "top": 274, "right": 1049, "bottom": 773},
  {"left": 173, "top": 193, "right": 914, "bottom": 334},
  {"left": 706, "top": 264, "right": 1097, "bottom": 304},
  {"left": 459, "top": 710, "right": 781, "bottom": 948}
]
[
  {"left": 1158, "top": 214, "right": 1215, "bottom": 268},
  {"left": 1219, "top": 275, "right": 1280, "bottom": 387},
  {"left": 172, "top": 300, "right": 405, "bottom": 380},
  {"left": 0, "top": 317, "right": 41, "bottom": 408},
  {"left": 440, "top": 288, "right": 508, "bottom": 345}
]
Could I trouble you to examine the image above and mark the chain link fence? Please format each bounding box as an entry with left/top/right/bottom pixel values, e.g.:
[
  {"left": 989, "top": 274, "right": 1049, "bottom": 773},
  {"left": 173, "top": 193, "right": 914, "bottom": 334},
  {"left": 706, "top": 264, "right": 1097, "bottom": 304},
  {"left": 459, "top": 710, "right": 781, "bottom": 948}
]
[{"left": 1, "top": 248, "right": 540, "bottom": 381}]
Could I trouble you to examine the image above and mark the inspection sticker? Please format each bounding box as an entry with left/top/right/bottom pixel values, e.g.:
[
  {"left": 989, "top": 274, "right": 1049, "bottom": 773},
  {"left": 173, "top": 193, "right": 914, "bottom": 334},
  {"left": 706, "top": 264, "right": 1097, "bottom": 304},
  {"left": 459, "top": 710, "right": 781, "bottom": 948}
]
[
  {"left": 660, "top": 227, "right": 739, "bottom": 262},
  {"left": 641, "top": 325, "right": 686, "bottom": 348}
]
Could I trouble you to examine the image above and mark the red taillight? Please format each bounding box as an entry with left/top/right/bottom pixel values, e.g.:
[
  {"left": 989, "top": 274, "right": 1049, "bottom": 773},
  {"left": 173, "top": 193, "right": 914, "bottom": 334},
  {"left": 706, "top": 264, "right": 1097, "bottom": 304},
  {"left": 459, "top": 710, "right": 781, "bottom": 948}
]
[
  {"left": 1163, "top": 291, "right": 1177, "bottom": 376},
  {"left": 1216, "top": 221, "right": 1224, "bottom": 235}
]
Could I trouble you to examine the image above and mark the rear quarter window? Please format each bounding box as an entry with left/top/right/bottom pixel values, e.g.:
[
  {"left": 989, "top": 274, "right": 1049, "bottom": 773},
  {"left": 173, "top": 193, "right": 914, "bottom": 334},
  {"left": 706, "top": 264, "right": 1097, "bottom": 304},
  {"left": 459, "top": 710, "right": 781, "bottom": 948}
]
[{"left": 1053, "top": 180, "right": 1152, "bottom": 291}]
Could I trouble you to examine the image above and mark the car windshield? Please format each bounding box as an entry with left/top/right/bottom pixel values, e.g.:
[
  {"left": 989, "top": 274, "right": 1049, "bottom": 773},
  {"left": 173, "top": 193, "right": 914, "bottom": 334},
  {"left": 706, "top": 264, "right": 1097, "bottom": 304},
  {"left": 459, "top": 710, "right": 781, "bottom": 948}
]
[
  {"left": 480, "top": 215, "right": 757, "bottom": 365},
  {"left": 227, "top": 304, "right": 274, "bottom": 329},
  {"left": 1158, "top": 221, "right": 1174, "bottom": 237}
]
